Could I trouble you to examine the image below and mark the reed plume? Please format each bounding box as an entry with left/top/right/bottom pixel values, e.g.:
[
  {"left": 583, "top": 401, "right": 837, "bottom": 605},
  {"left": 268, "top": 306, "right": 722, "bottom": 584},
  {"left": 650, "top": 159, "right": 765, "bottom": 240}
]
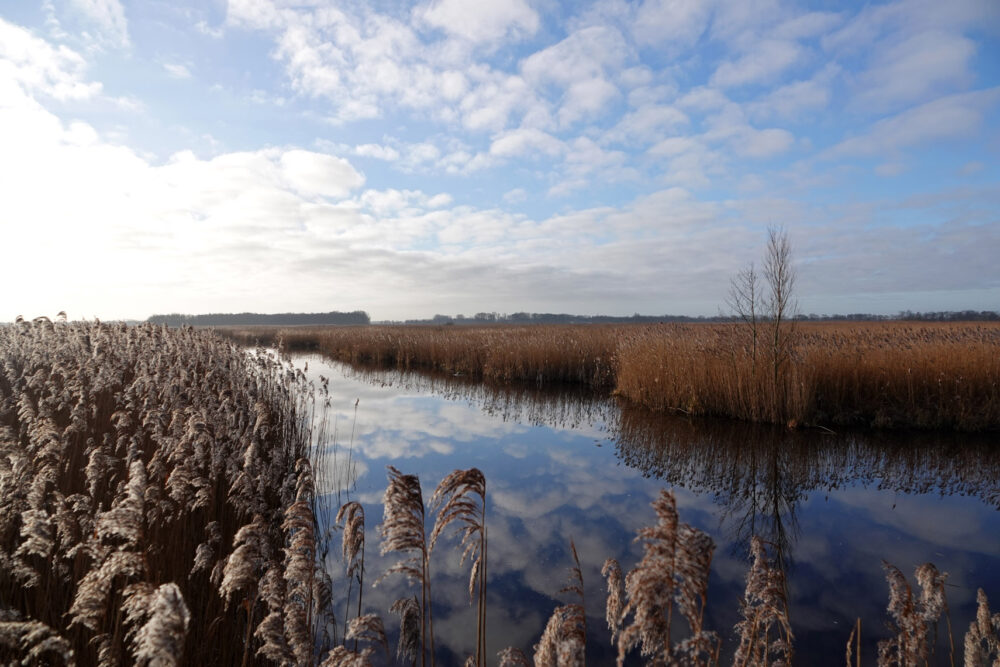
[
  {"left": 876, "top": 562, "right": 949, "bottom": 667},
  {"left": 601, "top": 558, "right": 624, "bottom": 644},
  {"left": 319, "top": 615, "right": 388, "bottom": 667},
  {"left": 0, "top": 609, "right": 74, "bottom": 666},
  {"left": 616, "top": 489, "right": 718, "bottom": 666},
  {"left": 963, "top": 589, "right": 1000, "bottom": 667},
  {"left": 498, "top": 647, "right": 530, "bottom": 666},
  {"left": 534, "top": 540, "right": 587, "bottom": 667},
  {"left": 378, "top": 465, "right": 435, "bottom": 666},
  {"left": 131, "top": 582, "right": 191, "bottom": 666},
  {"left": 390, "top": 596, "right": 420, "bottom": 665},
  {"left": 430, "top": 467, "right": 487, "bottom": 666},
  {"left": 733, "top": 537, "right": 793, "bottom": 667},
  {"left": 337, "top": 500, "right": 366, "bottom": 644}
]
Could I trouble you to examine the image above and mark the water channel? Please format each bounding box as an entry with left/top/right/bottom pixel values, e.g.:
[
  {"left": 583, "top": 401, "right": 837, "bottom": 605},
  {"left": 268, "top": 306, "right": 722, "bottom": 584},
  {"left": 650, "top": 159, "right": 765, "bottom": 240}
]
[{"left": 296, "top": 353, "right": 1000, "bottom": 665}]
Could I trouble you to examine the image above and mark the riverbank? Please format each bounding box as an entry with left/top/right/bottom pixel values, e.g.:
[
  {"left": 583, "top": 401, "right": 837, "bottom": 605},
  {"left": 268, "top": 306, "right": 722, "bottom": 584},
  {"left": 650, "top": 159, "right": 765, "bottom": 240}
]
[{"left": 217, "top": 321, "right": 1000, "bottom": 431}]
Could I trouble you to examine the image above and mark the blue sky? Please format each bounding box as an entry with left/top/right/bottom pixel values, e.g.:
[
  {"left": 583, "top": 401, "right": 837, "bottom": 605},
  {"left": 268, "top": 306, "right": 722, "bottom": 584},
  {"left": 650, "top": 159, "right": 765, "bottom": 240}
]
[{"left": 1, "top": 0, "right": 998, "bottom": 320}]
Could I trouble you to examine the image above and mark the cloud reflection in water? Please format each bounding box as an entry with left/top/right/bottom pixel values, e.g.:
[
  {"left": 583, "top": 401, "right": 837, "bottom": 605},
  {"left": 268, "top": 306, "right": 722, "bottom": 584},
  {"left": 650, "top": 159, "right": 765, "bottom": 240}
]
[{"left": 298, "top": 354, "right": 1000, "bottom": 665}]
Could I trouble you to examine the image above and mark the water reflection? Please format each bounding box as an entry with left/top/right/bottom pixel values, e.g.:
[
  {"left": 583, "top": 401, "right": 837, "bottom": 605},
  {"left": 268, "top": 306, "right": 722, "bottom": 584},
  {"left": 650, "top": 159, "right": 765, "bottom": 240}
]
[{"left": 302, "top": 356, "right": 1000, "bottom": 666}]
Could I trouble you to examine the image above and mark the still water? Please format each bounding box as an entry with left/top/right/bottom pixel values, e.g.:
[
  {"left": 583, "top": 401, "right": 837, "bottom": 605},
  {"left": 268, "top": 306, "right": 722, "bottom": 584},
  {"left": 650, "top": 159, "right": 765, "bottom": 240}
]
[{"left": 298, "top": 353, "right": 1000, "bottom": 665}]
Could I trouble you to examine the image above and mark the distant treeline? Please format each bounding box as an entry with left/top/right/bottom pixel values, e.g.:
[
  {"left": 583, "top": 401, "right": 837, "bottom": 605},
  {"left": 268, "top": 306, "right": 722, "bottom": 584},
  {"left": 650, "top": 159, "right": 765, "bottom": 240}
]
[
  {"left": 147, "top": 311, "right": 371, "bottom": 326},
  {"left": 379, "top": 310, "right": 1000, "bottom": 325}
]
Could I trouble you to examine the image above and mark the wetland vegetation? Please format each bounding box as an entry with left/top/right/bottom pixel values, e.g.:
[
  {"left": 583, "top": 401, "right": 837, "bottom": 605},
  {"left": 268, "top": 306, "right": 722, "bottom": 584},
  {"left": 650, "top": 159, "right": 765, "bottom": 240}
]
[
  {"left": 218, "top": 319, "right": 1000, "bottom": 432},
  {"left": 2, "top": 319, "right": 998, "bottom": 666}
]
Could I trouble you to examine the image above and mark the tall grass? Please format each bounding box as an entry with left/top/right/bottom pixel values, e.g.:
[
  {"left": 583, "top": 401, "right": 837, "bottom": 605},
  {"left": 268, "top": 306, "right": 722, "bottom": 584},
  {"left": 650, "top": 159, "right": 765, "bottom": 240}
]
[
  {"left": 220, "top": 322, "right": 1000, "bottom": 431},
  {"left": 3, "top": 320, "right": 996, "bottom": 665},
  {"left": 0, "top": 320, "right": 332, "bottom": 664}
]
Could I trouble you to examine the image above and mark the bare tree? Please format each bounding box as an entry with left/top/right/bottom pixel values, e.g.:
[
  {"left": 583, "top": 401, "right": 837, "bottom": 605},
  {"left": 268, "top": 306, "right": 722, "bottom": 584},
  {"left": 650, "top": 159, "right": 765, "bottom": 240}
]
[
  {"left": 726, "top": 262, "right": 761, "bottom": 368},
  {"left": 763, "top": 226, "right": 797, "bottom": 390}
]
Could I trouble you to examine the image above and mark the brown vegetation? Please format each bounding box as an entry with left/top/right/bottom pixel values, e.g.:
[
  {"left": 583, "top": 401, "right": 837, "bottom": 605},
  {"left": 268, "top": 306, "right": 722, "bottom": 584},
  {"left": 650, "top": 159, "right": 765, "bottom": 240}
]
[
  {"left": 219, "top": 320, "right": 1000, "bottom": 431},
  {"left": 0, "top": 319, "right": 332, "bottom": 664},
  {"left": 3, "top": 319, "right": 995, "bottom": 665}
]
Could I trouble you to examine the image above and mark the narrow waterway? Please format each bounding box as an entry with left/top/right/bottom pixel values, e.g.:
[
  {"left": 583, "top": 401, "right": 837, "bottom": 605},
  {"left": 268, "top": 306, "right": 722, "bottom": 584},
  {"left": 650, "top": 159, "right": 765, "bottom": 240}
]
[{"left": 298, "top": 353, "right": 1000, "bottom": 665}]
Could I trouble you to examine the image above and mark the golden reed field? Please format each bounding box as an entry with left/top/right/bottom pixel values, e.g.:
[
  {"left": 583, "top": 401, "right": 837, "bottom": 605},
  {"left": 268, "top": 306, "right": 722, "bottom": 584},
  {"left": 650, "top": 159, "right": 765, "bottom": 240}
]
[
  {"left": 220, "top": 321, "right": 1000, "bottom": 432},
  {"left": 2, "top": 319, "right": 999, "bottom": 665}
]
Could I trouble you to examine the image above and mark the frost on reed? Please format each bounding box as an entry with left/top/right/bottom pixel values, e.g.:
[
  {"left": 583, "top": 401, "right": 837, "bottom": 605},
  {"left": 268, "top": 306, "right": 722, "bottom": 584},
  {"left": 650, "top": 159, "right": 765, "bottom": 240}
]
[
  {"left": 876, "top": 562, "right": 949, "bottom": 667},
  {"left": 733, "top": 537, "right": 793, "bottom": 667},
  {"left": 615, "top": 490, "right": 718, "bottom": 667},
  {"left": 0, "top": 320, "right": 328, "bottom": 665}
]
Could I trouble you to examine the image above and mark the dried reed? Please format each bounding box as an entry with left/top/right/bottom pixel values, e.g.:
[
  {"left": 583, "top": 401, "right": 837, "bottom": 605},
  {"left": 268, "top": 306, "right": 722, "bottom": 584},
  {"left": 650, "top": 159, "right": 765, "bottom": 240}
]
[
  {"left": 733, "top": 537, "right": 793, "bottom": 667},
  {"left": 429, "top": 467, "right": 487, "bottom": 667},
  {"left": 616, "top": 489, "right": 718, "bottom": 666},
  {"left": 378, "top": 465, "right": 435, "bottom": 666},
  {"left": 218, "top": 321, "right": 1000, "bottom": 431},
  {"left": 0, "top": 320, "right": 327, "bottom": 665}
]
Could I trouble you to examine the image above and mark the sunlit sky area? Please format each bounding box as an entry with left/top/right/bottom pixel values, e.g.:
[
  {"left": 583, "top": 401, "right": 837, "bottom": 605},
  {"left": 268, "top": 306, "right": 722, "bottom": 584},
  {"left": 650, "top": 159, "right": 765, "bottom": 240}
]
[{"left": 1, "top": 0, "right": 998, "bottom": 321}]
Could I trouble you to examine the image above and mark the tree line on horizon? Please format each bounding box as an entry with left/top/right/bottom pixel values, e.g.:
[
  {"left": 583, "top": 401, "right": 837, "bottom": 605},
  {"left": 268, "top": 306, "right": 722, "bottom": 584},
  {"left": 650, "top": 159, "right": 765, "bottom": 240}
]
[
  {"left": 383, "top": 309, "right": 1000, "bottom": 325},
  {"left": 146, "top": 311, "right": 371, "bottom": 326}
]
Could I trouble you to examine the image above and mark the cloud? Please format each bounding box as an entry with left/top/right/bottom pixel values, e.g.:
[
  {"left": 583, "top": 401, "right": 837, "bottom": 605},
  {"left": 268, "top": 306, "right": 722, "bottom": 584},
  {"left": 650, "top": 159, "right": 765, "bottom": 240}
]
[
  {"left": 279, "top": 150, "right": 365, "bottom": 198},
  {"left": 632, "top": 0, "right": 712, "bottom": 50},
  {"left": 827, "top": 88, "right": 1000, "bottom": 158},
  {"left": 162, "top": 63, "right": 191, "bottom": 79},
  {"left": 0, "top": 18, "right": 102, "bottom": 100},
  {"left": 747, "top": 64, "right": 838, "bottom": 120},
  {"left": 851, "top": 30, "right": 976, "bottom": 112},
  {"left": 710, "top": 39, "right": 803, "bottom": 88},
  {"left": 606, "top": 104, "right": 689, "bottom": 145},
  {"left": 68, "top": 0, "right": 129, "bottom": 48},
  {"left": 353, "top": 143, "right": 401, "bottom": 161},
  {"left": 415, "top": 0, "right": 539, "bottom": 45},
  {"left": 489, "top": 128, "right": 564, "bottom": 159}
]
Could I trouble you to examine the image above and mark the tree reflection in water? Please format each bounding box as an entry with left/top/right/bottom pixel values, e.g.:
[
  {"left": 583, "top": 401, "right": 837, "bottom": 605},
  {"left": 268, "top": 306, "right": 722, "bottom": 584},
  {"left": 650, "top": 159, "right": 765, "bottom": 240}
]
[
  {"left": 341, "top": 359, "right": 999, "bottom": 569},
  {"left": 324, "top": 359, "right": 1000, "bottom": 664}
]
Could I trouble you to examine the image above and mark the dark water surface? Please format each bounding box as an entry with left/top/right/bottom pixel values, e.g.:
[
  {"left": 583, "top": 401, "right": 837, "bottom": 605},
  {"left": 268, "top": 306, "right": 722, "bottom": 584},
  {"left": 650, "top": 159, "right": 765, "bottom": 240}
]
[{"left": 297, "top": 354, "right": 1000, "bottom": 666}]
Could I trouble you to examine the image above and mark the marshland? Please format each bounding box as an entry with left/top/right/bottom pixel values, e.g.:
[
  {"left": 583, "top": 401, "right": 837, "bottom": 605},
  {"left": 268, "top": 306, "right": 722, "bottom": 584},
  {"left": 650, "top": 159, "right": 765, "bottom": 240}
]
[
  {"left": 218, "top": 319, "right": 1000, "bottom": 431},
  {"left": 3, "top": 318, "right": 999, "bottom": 666}
]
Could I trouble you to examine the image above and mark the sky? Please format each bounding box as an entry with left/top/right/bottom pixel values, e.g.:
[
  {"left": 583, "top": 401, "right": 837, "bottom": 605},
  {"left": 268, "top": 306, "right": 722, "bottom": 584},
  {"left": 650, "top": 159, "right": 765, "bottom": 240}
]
[{"left": 0, "top": 0, "right": 998, "bottom": 321}]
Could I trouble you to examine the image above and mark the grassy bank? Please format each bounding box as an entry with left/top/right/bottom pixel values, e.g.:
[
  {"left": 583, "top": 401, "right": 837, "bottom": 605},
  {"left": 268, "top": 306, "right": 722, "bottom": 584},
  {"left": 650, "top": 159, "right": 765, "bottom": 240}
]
[{"left": 219, "top": 322, "right": 1000, "bottom": 431}]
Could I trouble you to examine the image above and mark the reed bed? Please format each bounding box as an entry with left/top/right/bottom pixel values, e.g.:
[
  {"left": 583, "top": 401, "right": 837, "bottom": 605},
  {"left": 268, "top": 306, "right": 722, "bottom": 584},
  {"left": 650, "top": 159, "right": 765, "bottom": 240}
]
[
  {"left": 5, "top": 320, "right": 997, "bottom": 665},
  {"left": 0, "top": 319, "right": 333, "bottom": 665},
  {"left": 220, "top": 322, "right": 1000, "bottom": 431}
]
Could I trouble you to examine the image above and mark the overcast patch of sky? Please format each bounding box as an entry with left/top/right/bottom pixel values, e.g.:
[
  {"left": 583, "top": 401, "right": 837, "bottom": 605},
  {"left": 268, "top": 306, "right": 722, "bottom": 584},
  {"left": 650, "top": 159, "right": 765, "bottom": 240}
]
[{"left": 0, "top": 0, "right": 998, "bottom": 320}]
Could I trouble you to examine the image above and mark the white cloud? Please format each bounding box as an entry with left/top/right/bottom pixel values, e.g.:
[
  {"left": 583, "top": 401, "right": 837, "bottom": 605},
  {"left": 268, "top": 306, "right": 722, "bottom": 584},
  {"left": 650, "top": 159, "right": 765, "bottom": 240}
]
[
  {"left": 415, "top": 0, "right": 539, "bottom": 45},
  {"left": 489, "top": 128, "right": 564, "bottom": 159},
  {"left": 748, "top": 65, "right": 838, "bottom": 120},
  {"left": 711, "top": 39, "right": 803, "bottom": 88},
  {"left": 0, "top": 18, "right": 102, "bottom": 100},
  {"left": 68, "top": 0, "right": 129, "bottom": 48},
  {"left": 163, "top": 63, "right": 191, "bottom": 79},
  {"left": 606, "top": 104, "right": 689, "bottom": 145},
  {"left": 279, "top": 149, "right": 365, "bottom": 198},
  {"left": 522, "top": 26, "right": 629, "bottom": 87},
  {"left": 827, "top": 88, "right": 1000, "bottom": 158},
  {"left": 353, "top": 143, "right": 401, "bottom": 161},
  {"left": 632, "top": 0, "right": 712, "bottom": 50},
  {"left": 703, "top": 103, "right": 795, "bottom": 158},
  {"left": 852, "top": 30, "right": 976, "bottom": 112}
]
